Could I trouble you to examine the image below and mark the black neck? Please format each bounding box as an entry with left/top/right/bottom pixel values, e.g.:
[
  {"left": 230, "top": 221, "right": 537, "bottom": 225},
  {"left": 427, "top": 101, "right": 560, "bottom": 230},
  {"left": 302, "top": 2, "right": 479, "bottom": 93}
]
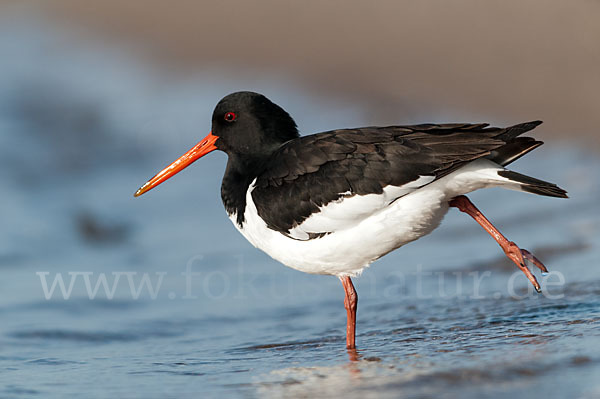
[{"left": 220, "top": 154, "right": 268, "bottom": 226}]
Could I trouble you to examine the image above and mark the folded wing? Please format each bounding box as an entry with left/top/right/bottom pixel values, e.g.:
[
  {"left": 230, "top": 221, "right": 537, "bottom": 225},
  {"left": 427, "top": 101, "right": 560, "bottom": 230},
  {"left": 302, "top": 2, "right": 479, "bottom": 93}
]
[{"left": 251, "top": 122, "right": 542, "bottom": 240}]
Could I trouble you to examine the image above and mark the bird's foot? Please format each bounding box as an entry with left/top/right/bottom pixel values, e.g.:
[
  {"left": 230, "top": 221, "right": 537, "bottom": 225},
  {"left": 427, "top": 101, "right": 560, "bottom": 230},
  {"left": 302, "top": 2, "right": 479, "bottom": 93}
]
[
  {"left": 450, "top": 195, "right": 548, "bottom": 294},
  {"left": 502, "top": 241, "right": 547, "bottom": 293}
]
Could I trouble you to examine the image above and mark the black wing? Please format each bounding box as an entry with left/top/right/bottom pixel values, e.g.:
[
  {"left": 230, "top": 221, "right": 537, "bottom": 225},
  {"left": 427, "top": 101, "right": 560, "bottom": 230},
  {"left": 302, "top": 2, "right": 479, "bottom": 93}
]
[{"left": 252, "top": 121, "right": 542, "bottom": 238}]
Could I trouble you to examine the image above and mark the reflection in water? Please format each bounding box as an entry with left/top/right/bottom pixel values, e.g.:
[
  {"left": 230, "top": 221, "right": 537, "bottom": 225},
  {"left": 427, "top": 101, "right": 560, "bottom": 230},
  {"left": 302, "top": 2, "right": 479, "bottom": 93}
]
[
  {"left": 253, "top": 284, "right": 600, "bottom": 399},
  {"left": 347, "top": 348, "right": 359, "bottom": 363}
]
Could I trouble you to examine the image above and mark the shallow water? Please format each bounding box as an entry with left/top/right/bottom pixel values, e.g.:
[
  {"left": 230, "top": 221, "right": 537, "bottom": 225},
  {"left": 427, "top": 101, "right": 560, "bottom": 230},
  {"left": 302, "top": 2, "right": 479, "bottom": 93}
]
[{"left": 0, "top": 16, "right": 599, "bottom": 398}]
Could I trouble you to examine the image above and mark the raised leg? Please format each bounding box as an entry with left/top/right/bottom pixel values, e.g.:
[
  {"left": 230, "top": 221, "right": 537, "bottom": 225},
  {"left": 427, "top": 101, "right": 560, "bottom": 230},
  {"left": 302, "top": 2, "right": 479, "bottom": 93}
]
[
  {"left": 449, "top": 195, "right": 548, "bottom": 293},
  {"left": 340, "top": 276, "right": 358, "bottom": 349}
]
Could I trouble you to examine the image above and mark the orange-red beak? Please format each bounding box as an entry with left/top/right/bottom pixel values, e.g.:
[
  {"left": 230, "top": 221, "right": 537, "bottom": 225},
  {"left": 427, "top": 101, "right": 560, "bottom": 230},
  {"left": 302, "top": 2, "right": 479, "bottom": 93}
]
[{"left": 134, "top": 132, "right": 218, "bottom": 197}]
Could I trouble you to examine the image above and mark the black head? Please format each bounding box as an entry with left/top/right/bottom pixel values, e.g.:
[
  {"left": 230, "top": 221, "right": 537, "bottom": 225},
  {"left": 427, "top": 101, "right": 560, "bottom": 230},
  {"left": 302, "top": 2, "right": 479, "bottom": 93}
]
[
  {"left": 133, "top": 92, "right": 298, "bottom": 198},
  {"left": 211, "top": 91, "right": 299, "bottom": 157}
]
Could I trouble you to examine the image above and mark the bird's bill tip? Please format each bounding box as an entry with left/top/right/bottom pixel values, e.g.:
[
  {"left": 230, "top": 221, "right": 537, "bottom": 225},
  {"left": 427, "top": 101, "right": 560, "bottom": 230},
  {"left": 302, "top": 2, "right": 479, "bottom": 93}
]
[
  {"left": 133, "top": 182, "right": 150, "bottom": 197},
  {"left": 133, "top": 132, "right": 218, "bottom": 197}
]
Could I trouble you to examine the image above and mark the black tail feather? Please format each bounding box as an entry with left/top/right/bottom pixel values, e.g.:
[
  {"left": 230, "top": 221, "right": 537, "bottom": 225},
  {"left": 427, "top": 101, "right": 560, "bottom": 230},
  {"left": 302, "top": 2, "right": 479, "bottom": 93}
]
[
  {"left": 488, "top": 137, "right": 544, "bottom": 166},
  {"left": 496, "top": 120, "right": 543, "bottom": 141},
  {"left": 498, "top": 170, "right": 568, "bottom": 198}
]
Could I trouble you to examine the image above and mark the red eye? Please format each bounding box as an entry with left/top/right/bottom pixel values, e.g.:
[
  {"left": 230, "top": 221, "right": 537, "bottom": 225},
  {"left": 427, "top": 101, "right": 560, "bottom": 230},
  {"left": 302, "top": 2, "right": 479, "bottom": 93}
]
[{"left": 224, "top": 112, "right": 237, "bottom": 122}]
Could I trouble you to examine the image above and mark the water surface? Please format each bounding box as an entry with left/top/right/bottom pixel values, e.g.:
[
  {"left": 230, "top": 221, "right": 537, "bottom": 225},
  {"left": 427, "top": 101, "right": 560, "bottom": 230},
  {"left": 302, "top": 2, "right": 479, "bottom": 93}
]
[{"left": 0, "top": 17, "right": 599, "bottom": 398}]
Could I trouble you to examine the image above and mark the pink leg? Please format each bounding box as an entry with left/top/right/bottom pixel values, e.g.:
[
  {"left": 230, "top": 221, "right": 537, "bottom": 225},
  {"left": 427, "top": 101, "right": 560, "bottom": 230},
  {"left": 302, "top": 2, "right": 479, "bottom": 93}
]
[
  {"left": 449, "top": 195, "right": 548, "bottom": 293},
  {"left": 340, "top": 276, "right": 358, "bottom": 349}
]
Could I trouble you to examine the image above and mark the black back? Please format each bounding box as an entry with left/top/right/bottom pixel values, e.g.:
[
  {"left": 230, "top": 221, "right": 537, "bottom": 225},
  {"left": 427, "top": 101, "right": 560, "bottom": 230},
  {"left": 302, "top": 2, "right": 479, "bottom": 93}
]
[
  {"left": 211, "top": 92, "right": 544, "bottom": 236},
  {"left": 251, "top": 122, "right": 543, "bottom": 234}
]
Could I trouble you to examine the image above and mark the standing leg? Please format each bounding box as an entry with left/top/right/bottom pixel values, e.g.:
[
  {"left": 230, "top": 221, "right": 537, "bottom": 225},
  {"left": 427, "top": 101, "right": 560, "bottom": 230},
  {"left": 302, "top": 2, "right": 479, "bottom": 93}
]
[
  {"left": 340, "top": 276, "right": 358, "bottom": 349},
  {"left": 449, "top": 195, "right": 548, "bottom": 293}
]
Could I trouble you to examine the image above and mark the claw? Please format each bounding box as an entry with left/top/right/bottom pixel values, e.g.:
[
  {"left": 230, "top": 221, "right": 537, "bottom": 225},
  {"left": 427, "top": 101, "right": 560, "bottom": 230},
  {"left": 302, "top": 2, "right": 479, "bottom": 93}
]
[
  {"left": 521, "top": 249, "right": 549, "bottom": 274},
  {"left": 505, "top": 242, "right": 544, "bottom": 293},
  {"left": 516, "top": 260, "right": 542, "bottom": 293}
]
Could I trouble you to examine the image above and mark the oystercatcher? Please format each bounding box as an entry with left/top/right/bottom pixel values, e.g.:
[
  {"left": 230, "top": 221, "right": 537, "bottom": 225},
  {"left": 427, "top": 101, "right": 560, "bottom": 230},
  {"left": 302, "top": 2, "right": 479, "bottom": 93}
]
[{"left": 134, "top": 91, "right": 567, "bottom": 349}]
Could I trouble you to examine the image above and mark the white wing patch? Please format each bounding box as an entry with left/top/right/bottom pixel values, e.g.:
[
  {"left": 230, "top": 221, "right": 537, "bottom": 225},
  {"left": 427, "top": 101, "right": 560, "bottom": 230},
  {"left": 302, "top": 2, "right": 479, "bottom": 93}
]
[{"left": 287, "top": 175, "right": 435, "bottom": 240}]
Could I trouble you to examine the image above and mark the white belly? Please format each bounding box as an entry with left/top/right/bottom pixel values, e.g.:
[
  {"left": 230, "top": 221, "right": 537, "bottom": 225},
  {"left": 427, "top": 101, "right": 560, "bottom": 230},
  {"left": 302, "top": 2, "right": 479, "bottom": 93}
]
[{"left": 229, "top": 159, "right": 516, "bottom": 276}]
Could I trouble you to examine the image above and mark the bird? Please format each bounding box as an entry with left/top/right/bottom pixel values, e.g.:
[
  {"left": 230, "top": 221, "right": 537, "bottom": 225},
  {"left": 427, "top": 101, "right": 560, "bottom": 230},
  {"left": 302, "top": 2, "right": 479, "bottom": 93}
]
[{"left": 134, "top": 91, "right": 567, "bottom": 349}]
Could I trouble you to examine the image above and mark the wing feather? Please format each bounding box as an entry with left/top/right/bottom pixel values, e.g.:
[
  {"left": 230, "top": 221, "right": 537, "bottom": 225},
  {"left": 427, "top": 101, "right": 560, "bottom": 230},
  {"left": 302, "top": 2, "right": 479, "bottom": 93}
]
[{"left": 251, "top": 122, "right": 541, "bottom": 238}]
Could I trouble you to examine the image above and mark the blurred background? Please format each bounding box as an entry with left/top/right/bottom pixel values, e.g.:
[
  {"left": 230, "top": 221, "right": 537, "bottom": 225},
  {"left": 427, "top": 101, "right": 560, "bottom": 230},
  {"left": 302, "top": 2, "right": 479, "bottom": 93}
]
[{"left": 0, "top": 1, "right": 599, "bottom": 398}]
